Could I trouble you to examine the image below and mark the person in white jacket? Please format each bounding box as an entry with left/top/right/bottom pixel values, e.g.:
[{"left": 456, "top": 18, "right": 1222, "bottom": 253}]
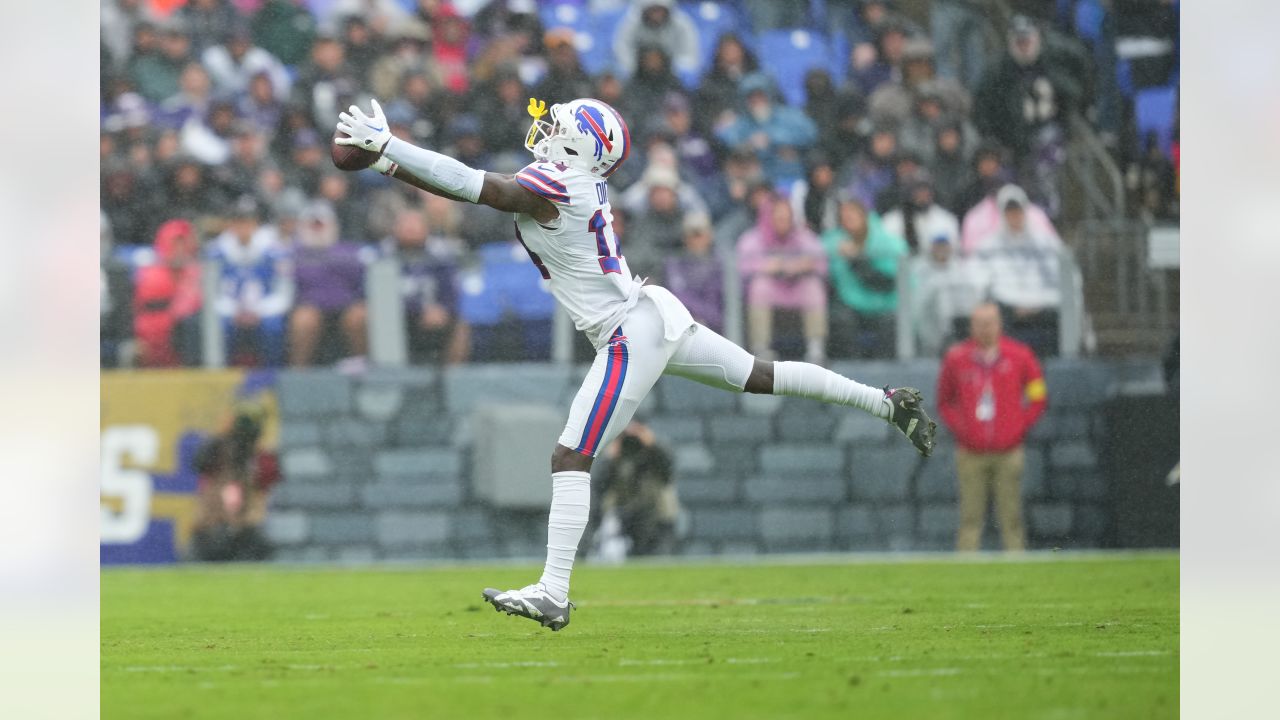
[
  {"left": 972, "top": 184, "right": 1063, "bottom": 356},
  {"left": 201, "top": 25, "right": 291, "bottom": 100}
]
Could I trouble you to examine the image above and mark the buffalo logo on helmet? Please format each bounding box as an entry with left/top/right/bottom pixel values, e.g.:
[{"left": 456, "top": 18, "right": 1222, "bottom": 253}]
[{"left": 573, "top": 105, "right": 613, "bottom": 161}]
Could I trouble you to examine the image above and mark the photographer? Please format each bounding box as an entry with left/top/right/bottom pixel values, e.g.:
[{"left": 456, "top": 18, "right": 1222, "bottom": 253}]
[
  {"left": 190, "top": 401, "right": 279, "bottom": 561},
  {"left": 596, "top": 422, "right": 680, "bottom": 558}
]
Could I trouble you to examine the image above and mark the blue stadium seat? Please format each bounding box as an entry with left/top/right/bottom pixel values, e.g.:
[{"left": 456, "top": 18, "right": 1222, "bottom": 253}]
[
  {"left": 539, "top": 1, "right": 591, "bottom": 34},
  {"left": 757, "top": 29, "right": 834, "bottom": 106},
  {"left": 581, "top": 6, "right": 629, "bottom": 76},
  {"left": 1134, "top": 84, "right": 1177, "bottom": 158},
  {"left": 459, "top": 243, "right": 556, "bottom": 327},
  {"left": 1073, "top": 0, "right": 1106, "bottom": 46}
]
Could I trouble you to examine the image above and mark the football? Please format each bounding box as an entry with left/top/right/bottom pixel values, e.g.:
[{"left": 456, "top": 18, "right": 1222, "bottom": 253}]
[{"left": 331, "top": 130, "right": 380, "bottom": 171}]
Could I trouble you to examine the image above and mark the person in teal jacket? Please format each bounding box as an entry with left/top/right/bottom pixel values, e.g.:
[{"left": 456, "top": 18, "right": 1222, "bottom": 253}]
[{"left": 821, "top": 196, "right": 909, "bottom": 358}]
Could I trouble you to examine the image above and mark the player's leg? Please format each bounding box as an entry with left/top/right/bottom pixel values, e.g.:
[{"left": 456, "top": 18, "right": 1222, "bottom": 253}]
[
  {"left": 484, "top": 302, "right": 670, "bottom": 629},
  {"left": 666, "top": 324, "right": 935, "bottom": 456}
]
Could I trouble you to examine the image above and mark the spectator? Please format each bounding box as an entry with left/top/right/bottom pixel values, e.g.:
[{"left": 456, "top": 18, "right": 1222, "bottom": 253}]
[
  {"left": 909, "top": 235, "right": 984, "bottom": 356},
  {"left": 475, "top": 65, "right": 532, "bottom": 160},
  {"left": 872, "top": 147, "right": 925, "bottom": 213},
  {"left": 533, "top": 28, "right": 595, "bottom": 107},
  {"left": 956, "top": 141, "right": 1013, "bottom": 227},
  {"left": 972, "top": 185, "right": 1064, "bottom": 357},
  {"left": 849, "top": 16, "right": 910, "bottom": 97},
  {"left": 960, "top": 177, "right": 1058, "bottom": 256},
  {"left": 973, "top": 15, "right": 1083, "bottom": 218},
  {"left": 818, "top": 89, "right": 869, "bottom": 171},
  {"left": 155, "top": 62, "right": 214, "bottom": 131},
  {"left": 283, "top": 128, "right": 327, "bottom": 195},
  {"left": 663, "top": 212, "right": 724, "bottom": 333},
  {"left": 202, "top": 23, "right": 291, "bottom": 100},
  {"left": 937, "top": 302, "right": 1048, "bottom": 551},
  {"left": 882, "top": 170, "right": 960, "bottom": 254},
  {"left": 790, "top": 154, "right": 841, "bottom": 235},
  {"left": 625, "top": 46, "right": 686, "bottom": 131},
  {"left": 340, "top": 15, "right": 381, "bottom": 85},
  {"left": 381, "top": 209, "right": 465, "bottom": 365},
  {"left": 236, "top": 71, "right": 285, "bottom": 136},
  {"left": 134, "top": 219, "right": 204, "bottom": 367},
  {"left": 822, "top": 197, "right": 908, "bottom": 359},
  {"left": 868, "top": 37, "right": 971, "bottom": 135},
  {"left": 717, "top": 73, "right": 818, "bottom": 187},
  {"left": 209, "top": 196, "right": 293, "bottom": 367},
  {"left": 931, "top": 0, "right": 989, "bottom": 89},
  {"left": 317, "top": 170, "right": 365, "bottom": 240},
  {"left": 102, "top": 157, "right": 160, "bottom": 247},
  {"left": 430, "top": 4, "right": 472, "bottom": 95},
  {"left": 713, "top": 148, "right": 766, "bottom": 247},
  {"left": 657, "top": 93, "right": 720, "bottom": 202},
  {"left": 294, "top": 30, "right": 361, "bottom": 131},
  {"left": 166, "top": 154, "right": 226, "bottom": 224},
  {"left": 621, "top": 165, "right": 686, "bottom": 282},
  {"left": 369, "top": 21, "right": 443, "bottom": 104},
  {"left": 597, "top": 421, "right": 680, "bottom": 557},
  {"left": 843, "top": 123, "right": 897, "bottom": 210},
  {"left": 190, "top": 401, "right": 279, "bottom": 561},
  {"left": 129, "top": 22, "right": 192, "bottom": 102},
  {"left": 328, "top": 0, "right": 411, "bottom": 38},
  {"left": 892, "top": 80, "right": 975, "bottom": 165},
  {"left": 693, "top": 32, "right": 759, "bottom": 136},
  {"left": 251, "top": 0, "right": 317, "bottom": 67},
  {"left": 737, "top": 195, "right": 829, "bottom": 363},
  {"left": 614, "top": 0, "right": 699, "bottom": 80},
  {"left": 212, "top": 124, "right": 269, "bottom": 201},
  {"left": 102, "top": 0, "right": 158, "bottom": 70},
  {"left": 287, "top": 201, "right": 369, "bottom": 367},
  {"left": 179, "top": 0, "right": 238, "bottom": 56},
  {"left": 930, "top": 119, "right": 974, "bottom": 216}
]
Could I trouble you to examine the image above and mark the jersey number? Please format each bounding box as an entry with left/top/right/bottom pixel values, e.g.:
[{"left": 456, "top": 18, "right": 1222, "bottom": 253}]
[{"left": 589, "top": 210, "right": 622, "bottom": 275}]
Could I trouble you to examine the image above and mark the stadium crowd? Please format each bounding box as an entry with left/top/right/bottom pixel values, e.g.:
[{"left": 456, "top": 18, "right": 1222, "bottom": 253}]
[{"left": 100, "top": 0, "right": 1179, "bottom": 369}]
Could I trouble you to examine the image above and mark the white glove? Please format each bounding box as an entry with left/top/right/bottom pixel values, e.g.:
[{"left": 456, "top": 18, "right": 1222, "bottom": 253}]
[{"left": 336, "top": 99, "right": 392, "bottom": 154}]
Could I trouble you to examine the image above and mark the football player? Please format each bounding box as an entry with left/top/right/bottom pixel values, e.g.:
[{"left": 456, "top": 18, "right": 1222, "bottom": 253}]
[{"left": 336, "top": 97, "right": 936, "bottom": 631}]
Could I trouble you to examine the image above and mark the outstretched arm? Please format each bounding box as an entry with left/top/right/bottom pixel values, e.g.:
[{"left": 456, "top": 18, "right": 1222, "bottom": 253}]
[
  {"left": 338, "top": 100, "right": 557, "bottom": 224},
  {"left": 384, "top": 163, "right": 556, "bottom": 223}
]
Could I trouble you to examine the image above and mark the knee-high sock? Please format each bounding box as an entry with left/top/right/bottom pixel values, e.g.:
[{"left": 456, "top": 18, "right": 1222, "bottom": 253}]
[
  {"left": 772, "top": 361, "right": 892, "bottom": 419},
  {"left": 538, "top": 471, "right": 591, "bottom": 602}
]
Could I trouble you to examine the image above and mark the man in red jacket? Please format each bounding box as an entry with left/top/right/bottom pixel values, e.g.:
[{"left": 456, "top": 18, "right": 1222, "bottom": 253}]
[{"left": 937, "top": 302, "right": 1047, "bottom": 551}]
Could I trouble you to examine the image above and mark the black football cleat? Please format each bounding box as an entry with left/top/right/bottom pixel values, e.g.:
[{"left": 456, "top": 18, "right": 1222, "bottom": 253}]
[{"left": 885, "top": 387, "right": 937, "bottom": 457}]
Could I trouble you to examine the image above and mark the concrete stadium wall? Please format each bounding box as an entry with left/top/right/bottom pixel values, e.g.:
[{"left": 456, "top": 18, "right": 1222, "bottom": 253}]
[{"left": 265, "top": 359, "right": 1167, "bottom": 562}]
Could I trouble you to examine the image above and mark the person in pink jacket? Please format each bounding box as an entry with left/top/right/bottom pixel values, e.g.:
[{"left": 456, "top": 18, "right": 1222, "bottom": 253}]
[
  {"left": 960, "top": 183, "right": 1059, "bottom": 255},
  {"left": 736, "top": 194, "right": 830, "bottom": 363}
]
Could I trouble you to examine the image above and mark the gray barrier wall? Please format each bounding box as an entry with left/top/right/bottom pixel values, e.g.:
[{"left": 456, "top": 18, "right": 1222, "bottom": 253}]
[{"left": 265, "top": 358, "right": 1168, "bottom": 562}]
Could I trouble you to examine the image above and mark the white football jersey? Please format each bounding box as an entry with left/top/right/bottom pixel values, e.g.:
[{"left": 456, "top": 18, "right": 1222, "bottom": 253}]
[{"left": 513, "top": 160, "right": 642, "bottom": 348}]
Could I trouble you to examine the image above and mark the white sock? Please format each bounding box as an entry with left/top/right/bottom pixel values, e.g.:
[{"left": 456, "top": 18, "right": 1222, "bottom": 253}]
[
  {"left": 772, "top": 361, "right": 892, "bottom": 420},
  {"left": 538, "top": 471, "right": 591, "bottom": 602}
]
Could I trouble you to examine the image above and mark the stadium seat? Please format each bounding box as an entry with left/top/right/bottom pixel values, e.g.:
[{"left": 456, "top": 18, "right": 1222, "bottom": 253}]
[
  {"left": 459, "top": 243, "right": 556, "bottom": 361},
  {"left": 581, "top": 6, "right": 628, "bottom": 77},
  {"left": 1073, "top": 0, "right": 1106, "bottom": 46},
  {"left": 539, "top": 0, "right": 591, "bottom": 34},
  {"left": 757, "top": 29, "right": 834, "bottom": 106},
  {"left": 1134, "top": 84, "right": 1177, "bottom": 158}
]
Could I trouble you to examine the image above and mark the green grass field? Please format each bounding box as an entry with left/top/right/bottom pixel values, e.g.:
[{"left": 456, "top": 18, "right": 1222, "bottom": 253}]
[{"left": 102, "top": 553, "right": 1177, "bottom": 719}]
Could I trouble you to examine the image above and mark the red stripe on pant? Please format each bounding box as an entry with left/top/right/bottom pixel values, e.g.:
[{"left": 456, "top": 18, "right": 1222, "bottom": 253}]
[{"left": 577, "top": 340, "right": 626, "bottom": 454}]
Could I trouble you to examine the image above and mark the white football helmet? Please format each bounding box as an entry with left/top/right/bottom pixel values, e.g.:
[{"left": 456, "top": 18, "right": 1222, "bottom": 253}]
[{"left": 525, "top": 98, "right": 631, "bottom": 178}]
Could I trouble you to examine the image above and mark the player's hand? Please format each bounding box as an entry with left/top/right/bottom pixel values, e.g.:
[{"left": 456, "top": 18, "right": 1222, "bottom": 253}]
[{"left": 336, "top": 99, "right": 392, "bottom": 154}]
